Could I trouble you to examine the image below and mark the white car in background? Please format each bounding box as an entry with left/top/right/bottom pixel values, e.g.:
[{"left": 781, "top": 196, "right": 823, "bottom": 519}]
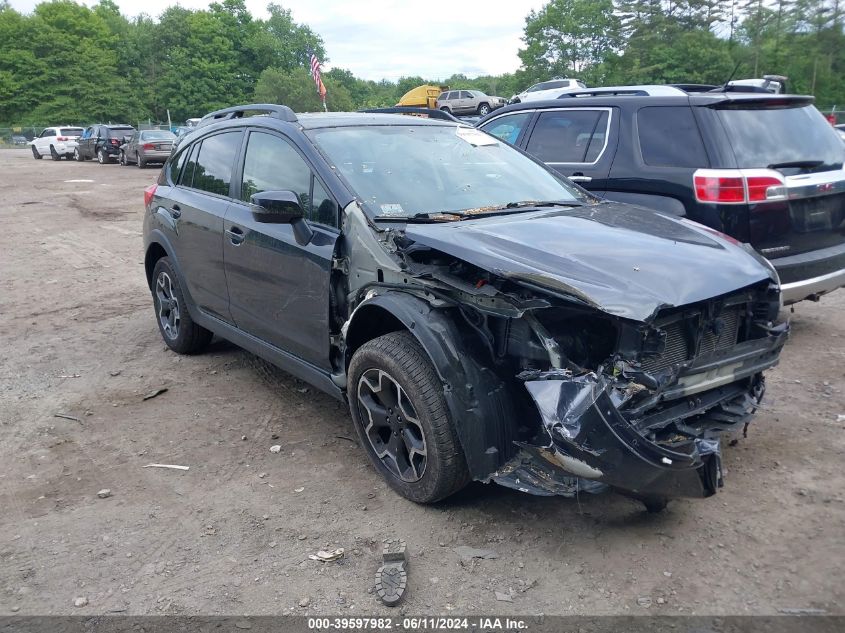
[
  {"left": 510, "top": 78, "right": 587, "bottom": 103},
  {"left": 30, "top": 126, "right": 84, "bottom": 160}
]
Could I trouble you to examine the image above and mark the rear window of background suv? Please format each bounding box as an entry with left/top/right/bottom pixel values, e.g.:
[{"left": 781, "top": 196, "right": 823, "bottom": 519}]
[
  {"left": 637, "top": 106, "right": 708, "bottom": 168},
  {"left": 715, "top": 105, "right": 844, "bottom": 172}
]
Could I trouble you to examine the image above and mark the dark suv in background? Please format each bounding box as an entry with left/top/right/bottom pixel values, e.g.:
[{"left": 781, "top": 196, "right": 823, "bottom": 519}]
[
  {"left": 75, "top": 123, "right": 136, "bottom": 164},
  {"left": 478, "top": 86, "right": 845, "bottom": 304},
  {"left": 142, "top": 104, "right": 788, "bottom": 511}
]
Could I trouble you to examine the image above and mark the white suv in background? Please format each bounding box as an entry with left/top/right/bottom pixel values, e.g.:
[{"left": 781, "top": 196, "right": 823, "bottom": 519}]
[
  {"left": 510, "top": 78, "right": 587, "bottom": 103},
  {"left": 30, "top": 126, "right": 84, "bottom": 160}
]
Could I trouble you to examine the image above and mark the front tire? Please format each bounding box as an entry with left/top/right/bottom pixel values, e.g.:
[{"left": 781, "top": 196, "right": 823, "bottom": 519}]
[
  {"left": 119, "top": 151, "right": 126, "bottom": 166},
  {"left": 151, "top": 257, "right": 212, "bottom": 355},
  {"left": 74, "top": 148, "right": 84, "bottom": 162},
  {"left": 477, "top": 103, "right": 490, "bottom": 116},
  {"left": 348, "top": 331, "right": 470, "bottom": 503},
  {"left": 32, "top": 145, "right": 42, "bottom": 160},
  {"left": 137, "top": 155, "right": 145, "bottom": 168}
]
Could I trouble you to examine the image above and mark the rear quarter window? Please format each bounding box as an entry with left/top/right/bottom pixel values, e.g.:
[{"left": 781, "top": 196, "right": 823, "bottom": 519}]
[{"left": 637, "top": 106, "right": 708, "bottom": 168}]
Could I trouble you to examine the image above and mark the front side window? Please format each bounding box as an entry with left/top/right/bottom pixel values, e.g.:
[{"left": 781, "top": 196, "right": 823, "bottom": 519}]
[
  {"left": 481, "top": 112, "right": 532, "bottom": 145},
  {"left": 459, "top": 91, "right": 471, "bottom": 99},
  {"left": 309, "top": 124, "right": 586, "bottom": 219},
  {"left": 525, "top": 110, "right": 610, "bottom": 163},
  {"left": 191, "top": 131, "right": 242, "bottom": 196},
  {"left": 240, "top": 131, "right": 337, "bottom": 227}
]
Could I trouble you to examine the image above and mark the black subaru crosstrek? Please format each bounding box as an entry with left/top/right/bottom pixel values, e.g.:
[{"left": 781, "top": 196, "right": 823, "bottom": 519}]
[
  {"left": 477, "top": 86, "right": 845, "bottom": 304},
  {"left": 143, "top": 104, "right": 788, "bottom": 510}
]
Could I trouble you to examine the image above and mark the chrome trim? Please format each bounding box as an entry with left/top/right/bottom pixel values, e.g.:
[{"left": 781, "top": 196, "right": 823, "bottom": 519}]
[
  {"left": 780, "top": 268, "right": 845, "bottom": 304},
  {"left": 785, "top": 169, "right": 845, "bottom": 200}
]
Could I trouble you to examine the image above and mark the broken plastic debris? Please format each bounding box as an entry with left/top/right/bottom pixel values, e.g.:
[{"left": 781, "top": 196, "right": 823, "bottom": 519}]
[
  {"left": 495, "top": 591, "right": 513, "bottom": 602},
  {"left": 309, "top": 548, "right": 344, "bottom": 562},
  {"left": 142, "top": 463, "right": 189, "bottom": 471},
  {"left": 294, "top": 487, "right": 305, "bottom": 493},
  {"left": 142, "top": 388, "right": 168, "bottom": 400},
  {"left": 269, "top": 445, "right": 282, "bottom": 453},
  {"left": 54, "top": 413, "right": 81, "bottom": 422}
]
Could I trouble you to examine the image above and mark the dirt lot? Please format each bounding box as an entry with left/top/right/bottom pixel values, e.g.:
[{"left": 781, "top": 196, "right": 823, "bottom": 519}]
[{"left": 0, "top": 147, "right": 843, "bottom": 617}]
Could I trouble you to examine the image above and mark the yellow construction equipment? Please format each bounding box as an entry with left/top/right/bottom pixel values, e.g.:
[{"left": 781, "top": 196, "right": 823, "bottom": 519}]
[{"left": 396, "top": 84, "right": 449, "bottom": 109}]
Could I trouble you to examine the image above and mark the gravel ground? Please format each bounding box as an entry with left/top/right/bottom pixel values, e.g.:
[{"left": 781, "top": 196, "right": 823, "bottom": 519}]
[{"left": 0, "top": 148, "right": 843, "bottom": 616}]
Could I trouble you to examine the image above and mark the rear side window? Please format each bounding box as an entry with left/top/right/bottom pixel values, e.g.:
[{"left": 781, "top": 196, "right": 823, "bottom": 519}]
[
  {"left": 169, "top": 147, "right": 189, "bottom": 184},
  {"left": 179, "top": 143, "right": 200, "bottom": 187},
  {"left": 525, "top": 110, "right": 610, "bottom": 163},
  {"left": 191, "top": 131, "right": 242, "bottom": 196},
  {"left": 638, "top": 107, "right": 708, "bottom": 168},
  {"left": 481, "top": 112, "right": 532, "bottom": 145}
]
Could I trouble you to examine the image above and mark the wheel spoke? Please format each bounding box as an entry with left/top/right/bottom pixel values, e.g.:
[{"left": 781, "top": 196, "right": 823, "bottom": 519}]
[{"left": 356, "top": 367, "right": 427, "bottom": 483}]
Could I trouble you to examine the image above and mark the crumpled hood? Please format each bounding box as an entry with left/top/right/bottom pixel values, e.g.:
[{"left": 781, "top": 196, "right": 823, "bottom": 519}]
[{"left": 403, "top": 202, "right": 776, "bottom": 321}]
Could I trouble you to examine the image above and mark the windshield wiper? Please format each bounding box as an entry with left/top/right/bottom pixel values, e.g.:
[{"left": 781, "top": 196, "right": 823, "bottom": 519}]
[
  {"left": 768, "top": 160, "right": 824, "bottom": 170},
  {"left": 503, "top": 200, "right": 584, "bottom": 209}
]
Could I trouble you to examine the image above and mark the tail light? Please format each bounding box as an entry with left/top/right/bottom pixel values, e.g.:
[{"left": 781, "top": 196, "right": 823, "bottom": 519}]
[
  {"left": 694, "top": 169, "right": 787, "bottom": 204},
  {"left": 110, "top": 138, "right": 120, "bottom": 145},
  {"left": 142, "top": 143, "right": 154, "bottom": 150},
  {"left": 144, "top": 184, "right": 157, "bottom": 209},
  {"left": 57, "top": 136, "right": 68, "bottom": 141}
]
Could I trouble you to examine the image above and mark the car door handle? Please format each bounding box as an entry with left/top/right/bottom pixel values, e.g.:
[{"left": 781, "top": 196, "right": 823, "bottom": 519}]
[
  {"left": 226, "top": 226, "right": 245, "bottom": 245},
  {"left": 569, "top": 174, "right": 592, "bottom": 183},
  {"left": 169, "top": 204, "right": 181, "bottom": 218}
]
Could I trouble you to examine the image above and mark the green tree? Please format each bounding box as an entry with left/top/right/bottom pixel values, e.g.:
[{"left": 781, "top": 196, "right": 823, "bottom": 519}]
[
  {"left": 519, "top": 0, "right": 623, "bottom": 78},
  {"left": 254, "top": 67, "right": 353, "bottom": 112}
]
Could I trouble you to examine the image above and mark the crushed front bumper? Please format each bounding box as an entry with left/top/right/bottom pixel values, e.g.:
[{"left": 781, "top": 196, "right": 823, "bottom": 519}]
[{"left": 491, "top": 325, "right": 789, "bottom": 500}]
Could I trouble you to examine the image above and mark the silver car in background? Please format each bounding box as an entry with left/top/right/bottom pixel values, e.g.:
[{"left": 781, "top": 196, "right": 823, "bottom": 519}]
[
  {"left": 119, "top": 130, "right": 177, "bottom": 168},
  {"left": 435, "top": 90, "right": 506, "bottom": 116}
]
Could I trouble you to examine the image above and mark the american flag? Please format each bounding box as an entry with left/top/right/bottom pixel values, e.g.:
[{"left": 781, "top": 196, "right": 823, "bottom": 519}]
[{"left": 309, "top": 52, "right": 327, "bottom": 104}]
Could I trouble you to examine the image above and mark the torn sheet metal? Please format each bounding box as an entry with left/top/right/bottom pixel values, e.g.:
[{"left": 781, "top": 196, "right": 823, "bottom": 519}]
[{"left": 516, "top": 373, "right": 726, "bottom": 499}]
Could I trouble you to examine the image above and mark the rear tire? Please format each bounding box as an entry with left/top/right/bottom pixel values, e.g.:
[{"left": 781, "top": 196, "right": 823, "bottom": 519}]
[
  {"left": 97, "top": 148, "right": 109, "bottom": 164},
  {"left": 151, "top": 257, "right": 212, "bottom": 355},
  {"left": 137, "top": 156, "right": 145, "bottom": 168},
  {"left": 50, "top": 145, "right": 61, "bottom": 161},
  {"left": 348, "top": 331, "right": 470, "bottom": 503},
  {"left": 32, "top": 145, "right": 42, "bottom": 160}
]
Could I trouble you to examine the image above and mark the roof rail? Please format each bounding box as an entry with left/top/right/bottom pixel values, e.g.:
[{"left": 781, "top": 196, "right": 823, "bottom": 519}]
[
  {"left": 199, "top": 103, "right": 298, "bottom": 126},
  {"left": 558, "top": 85, "right": 688, "bottom": 98},
  {"left": 358, "top": 107, "right": 460, "bottom": 122}
]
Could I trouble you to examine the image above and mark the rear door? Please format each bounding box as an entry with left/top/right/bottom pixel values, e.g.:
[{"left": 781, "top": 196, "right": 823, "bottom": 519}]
[
  {"left": 223, "top": 129, "right": 339, "bottom": 370},
  {"left": 519, "top": 107, "right": 617, "bottom": 192},
  {"left": 166, "top": 131, "right": 243, "bottom": 323}
]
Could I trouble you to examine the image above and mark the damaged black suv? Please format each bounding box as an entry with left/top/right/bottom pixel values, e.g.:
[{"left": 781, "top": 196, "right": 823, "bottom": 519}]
[{"left": 143, "top": 104, "right": 789, "bottom": 510}]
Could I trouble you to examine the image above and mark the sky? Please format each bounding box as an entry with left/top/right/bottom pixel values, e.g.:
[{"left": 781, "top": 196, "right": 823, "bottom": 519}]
[{"left": 7, "top": 0, "right": 548, "bottom": 81}]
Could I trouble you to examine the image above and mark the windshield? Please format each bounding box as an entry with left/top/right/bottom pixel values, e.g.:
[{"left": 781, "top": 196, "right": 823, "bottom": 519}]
[
  {"left": 717, "top": 105, "right": 845, "bottom": 172},
  {"left": 308, "top": 124, "right": 587, "bottom": 219},
  {"left": 141, "top": 131, "right": 176, "bottom": 140}
]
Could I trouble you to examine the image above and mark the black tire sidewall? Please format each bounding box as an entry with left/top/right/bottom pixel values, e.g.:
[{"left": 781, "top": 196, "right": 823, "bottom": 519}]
[
  {"left": 348, "top": 332, "right": 468, "bottom": 503},
  {"left": 151, "top": 257, "right": 210, "bottom": 354}
]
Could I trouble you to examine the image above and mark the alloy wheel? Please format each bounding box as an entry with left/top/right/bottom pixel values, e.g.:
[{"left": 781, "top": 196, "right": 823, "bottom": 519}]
[
  {"left": 357, "top": 368, "right": 427, "bottom": 482},
  {"left": 155, "top": 271, "right": 180, "bottom": 340}
]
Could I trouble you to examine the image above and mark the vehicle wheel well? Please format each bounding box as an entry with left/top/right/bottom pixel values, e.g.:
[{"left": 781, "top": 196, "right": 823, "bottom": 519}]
[
  {"left": 344, "top": 304, "right": 406, "bottom": 368},
  {"left": 145, "top": 242, "right": 168, "bottom": 289}
]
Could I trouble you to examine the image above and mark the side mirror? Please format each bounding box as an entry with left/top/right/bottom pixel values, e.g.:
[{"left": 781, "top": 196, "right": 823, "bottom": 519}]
[{"left": 250, "top": 190, "right": 313, "bottom": 245}]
